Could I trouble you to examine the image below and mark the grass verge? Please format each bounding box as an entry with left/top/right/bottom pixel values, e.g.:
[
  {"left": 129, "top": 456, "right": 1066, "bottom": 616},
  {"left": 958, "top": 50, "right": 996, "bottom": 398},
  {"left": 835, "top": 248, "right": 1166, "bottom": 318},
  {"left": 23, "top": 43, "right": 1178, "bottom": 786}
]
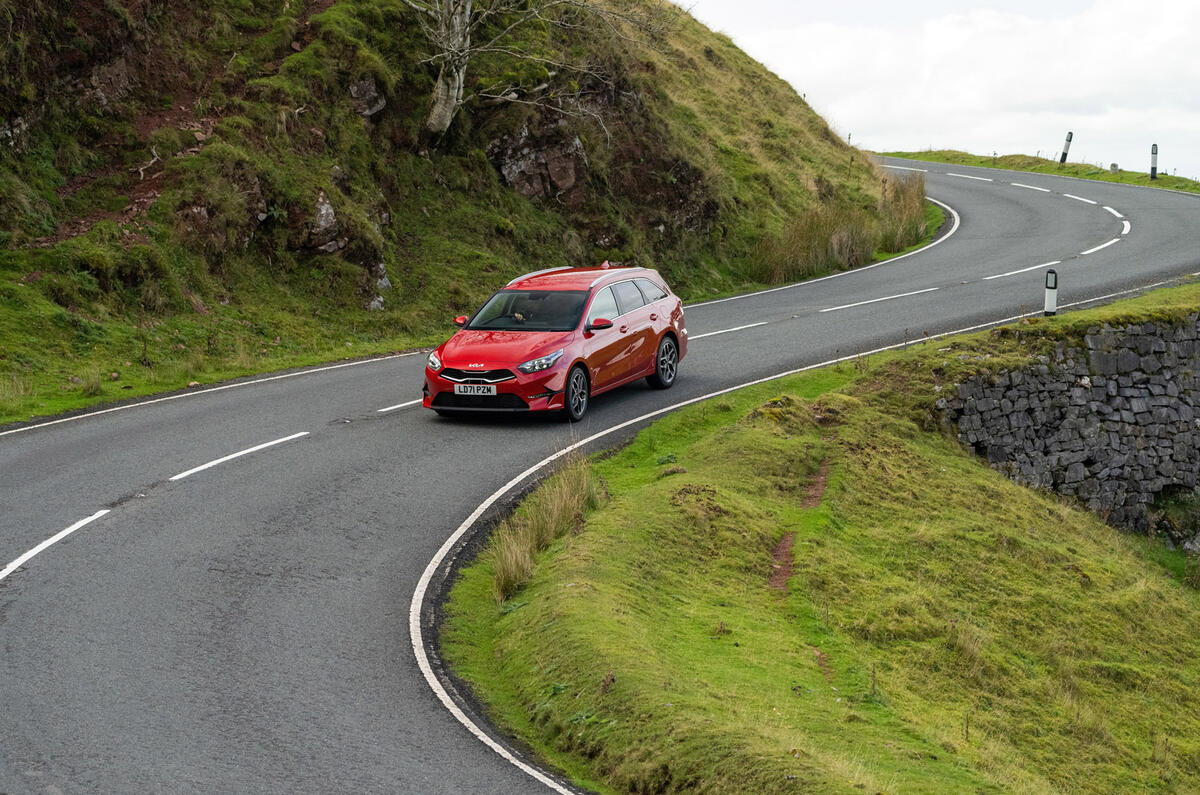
[
  {"left": 881, "top": 149, "right": 1200, "bottom": 194},
  {"left": 442, "top": 280, "right": 1200, "bottom": 793}
]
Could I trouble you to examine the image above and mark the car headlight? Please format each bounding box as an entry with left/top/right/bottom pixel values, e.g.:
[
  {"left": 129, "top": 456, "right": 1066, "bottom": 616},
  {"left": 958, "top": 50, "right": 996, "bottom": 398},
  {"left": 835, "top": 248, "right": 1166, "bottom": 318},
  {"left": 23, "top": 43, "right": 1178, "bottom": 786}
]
[
  {"left": 517, "top": 348, "right": 564, "bottom": 374},
  {"left": 427, "top": 350, "right": 442, "bottom": 372}
]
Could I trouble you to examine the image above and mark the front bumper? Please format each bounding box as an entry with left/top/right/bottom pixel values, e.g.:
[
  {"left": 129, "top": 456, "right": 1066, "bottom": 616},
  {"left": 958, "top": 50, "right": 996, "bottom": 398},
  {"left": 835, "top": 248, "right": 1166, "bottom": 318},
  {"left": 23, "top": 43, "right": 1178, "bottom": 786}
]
[{"left": 422, "top": 365, "right": 569, "bottom": 413}]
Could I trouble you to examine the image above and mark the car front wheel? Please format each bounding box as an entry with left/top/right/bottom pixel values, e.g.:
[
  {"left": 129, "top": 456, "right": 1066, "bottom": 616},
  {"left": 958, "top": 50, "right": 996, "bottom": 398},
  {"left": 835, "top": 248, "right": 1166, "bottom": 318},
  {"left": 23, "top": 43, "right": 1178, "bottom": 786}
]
[
  {"left": 647, "top": 335, "right": 678, "bottom": 389},
  {"left": 561, "top": 365, "right": 590, "bottom": 422}
]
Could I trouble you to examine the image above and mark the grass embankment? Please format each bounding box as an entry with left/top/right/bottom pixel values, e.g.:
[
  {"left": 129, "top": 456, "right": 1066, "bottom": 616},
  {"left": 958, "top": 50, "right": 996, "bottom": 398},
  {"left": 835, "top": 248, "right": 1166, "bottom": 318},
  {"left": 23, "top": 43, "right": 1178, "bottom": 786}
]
[
  {"left": 1, "top": 0, "right": 934, "bottom": 425},
  {"left": 442, "top": 281, "right": 1200, "bottom": 793},
  {"left": 882, "top": 149, "right": 1200, "bottom": 194}
]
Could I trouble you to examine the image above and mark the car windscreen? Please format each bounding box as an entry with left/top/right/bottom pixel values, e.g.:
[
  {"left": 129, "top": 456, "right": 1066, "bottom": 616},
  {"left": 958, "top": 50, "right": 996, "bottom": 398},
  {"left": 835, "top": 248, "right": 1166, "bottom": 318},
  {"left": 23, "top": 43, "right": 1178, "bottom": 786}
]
[{"left": 467, "top": 289, "right": 588, "bottom": 332}]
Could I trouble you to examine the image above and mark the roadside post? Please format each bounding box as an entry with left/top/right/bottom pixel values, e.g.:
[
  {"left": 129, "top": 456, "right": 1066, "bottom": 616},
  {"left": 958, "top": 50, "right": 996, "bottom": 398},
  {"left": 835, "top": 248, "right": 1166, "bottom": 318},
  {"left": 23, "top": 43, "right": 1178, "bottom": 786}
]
[
  {"left": 1044, "top": 269, "right": 1058, "bottom": 316},
  {"left": 1151, "top": 144, "right": 1158, "bottom": 180},
  {"left": 1060, "top": 131, "right": 1073, "bottom": 164}
]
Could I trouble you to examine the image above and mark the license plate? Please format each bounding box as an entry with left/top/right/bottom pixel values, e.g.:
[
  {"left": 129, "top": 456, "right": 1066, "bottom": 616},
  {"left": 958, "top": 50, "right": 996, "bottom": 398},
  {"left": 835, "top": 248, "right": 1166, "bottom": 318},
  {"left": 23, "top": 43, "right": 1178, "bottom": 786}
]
[{"left": 454, "top": 384, "right": 497, "bottom": 396}]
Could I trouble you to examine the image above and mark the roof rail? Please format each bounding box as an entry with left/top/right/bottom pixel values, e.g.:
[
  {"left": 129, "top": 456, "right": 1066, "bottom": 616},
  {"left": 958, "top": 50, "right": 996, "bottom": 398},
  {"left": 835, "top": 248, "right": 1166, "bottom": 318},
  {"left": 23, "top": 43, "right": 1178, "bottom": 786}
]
[{"left": 505, "top": 266, "right": 574, "bottom": 287}]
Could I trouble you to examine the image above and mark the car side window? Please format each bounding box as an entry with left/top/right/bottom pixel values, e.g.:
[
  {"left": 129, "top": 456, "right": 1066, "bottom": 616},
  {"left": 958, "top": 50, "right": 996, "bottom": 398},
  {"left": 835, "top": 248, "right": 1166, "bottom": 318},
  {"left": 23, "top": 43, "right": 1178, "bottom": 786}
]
[
  {"left": 612, "top": 281, "right": 645, "bottom": 315},
  {"left": 635, "top": 278, "right": 667, "bottom": 303},
  {"left": 587, "top": 287, "right": 619, "bottom": 324}
]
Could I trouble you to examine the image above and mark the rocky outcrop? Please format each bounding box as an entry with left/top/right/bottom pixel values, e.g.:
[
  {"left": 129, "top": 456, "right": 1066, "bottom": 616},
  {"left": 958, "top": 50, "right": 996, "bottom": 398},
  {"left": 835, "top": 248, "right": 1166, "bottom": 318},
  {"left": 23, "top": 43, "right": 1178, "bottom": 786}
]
[
  {"left": 487, "top": 121, "right": 589, "bottom": 206},
  {"left": 938, "top": 316, "right": 1200, "bottom": 543}
]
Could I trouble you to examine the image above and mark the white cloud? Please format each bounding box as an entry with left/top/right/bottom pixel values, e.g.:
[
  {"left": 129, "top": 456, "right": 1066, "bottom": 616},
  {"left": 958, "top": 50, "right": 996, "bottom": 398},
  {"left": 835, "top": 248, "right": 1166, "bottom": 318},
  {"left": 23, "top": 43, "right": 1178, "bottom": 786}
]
[{"left": 687, "top": 1, "right": 1200, "bottom": 178}]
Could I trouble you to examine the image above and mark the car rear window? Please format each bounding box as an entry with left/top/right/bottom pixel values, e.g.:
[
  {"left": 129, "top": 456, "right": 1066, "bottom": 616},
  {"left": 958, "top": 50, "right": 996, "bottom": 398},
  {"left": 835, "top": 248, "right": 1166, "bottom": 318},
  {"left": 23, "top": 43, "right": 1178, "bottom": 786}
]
[
  {"left": 635, "top": 278, "right": 667, "bottom": 303},
  {"left": 467, "top": 289, "right": 587, "bottom": 331},
  {"left": 612, "top": 281, "right": 645, "bottom": 315}
]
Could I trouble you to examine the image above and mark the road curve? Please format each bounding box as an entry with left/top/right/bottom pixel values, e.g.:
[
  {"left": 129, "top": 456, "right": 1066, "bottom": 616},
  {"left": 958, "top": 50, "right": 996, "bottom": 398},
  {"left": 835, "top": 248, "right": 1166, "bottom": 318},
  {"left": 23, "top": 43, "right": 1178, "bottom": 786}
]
[{"left": 2, "top": 158, "right": 1199, "bottom": 793}]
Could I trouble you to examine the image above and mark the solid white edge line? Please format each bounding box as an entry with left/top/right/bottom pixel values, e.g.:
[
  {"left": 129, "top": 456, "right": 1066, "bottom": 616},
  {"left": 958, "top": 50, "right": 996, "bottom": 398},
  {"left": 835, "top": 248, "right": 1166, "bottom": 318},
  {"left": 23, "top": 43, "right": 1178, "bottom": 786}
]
[
  {"left": 1012, "top": 183, "right": 1051, "bottom": 192},
  {"left": 882, "top": 165, "right": 928, "bottom": 172},
  {"left": 1063, "top": 193, "right": 1098, "bottom": 205},
  {"left": 1, "top": 509, "right": 111, "bottom": 582},
  {"left": 410, "top": 271, "right": 1192, "bottom": 793},
  {"left": 983, "top": 261, "right": 1061, "bottom": 281},
  {"left": 689, "top": 322, "right": 768, "bottom": 340},
  {"left": 0, "top": 352, "right": 424, "bottom": 439},
  {"left": 686, "top": 196, "right": 961, "bottom": 309},
  {"left": 378, "top": 399, "right": 423, "bottom": 413},
  {"left": 168, "top": 432, "right": 309, "bottom": 482},
  {"left": 1122, "top": 220, "right": 1132, "bottom": 235},
  {"left": 1103, "top": 206, "right": 1124, "bottom": 219},
  {"left": 1080, "top": 238, "right": 1121, "bottom": 256},
  {"left": 819, "top": 287, "right": 939, "bottom": 313},
  {"left": 947, "top": 172, "right": 994, "bottom": 182}
]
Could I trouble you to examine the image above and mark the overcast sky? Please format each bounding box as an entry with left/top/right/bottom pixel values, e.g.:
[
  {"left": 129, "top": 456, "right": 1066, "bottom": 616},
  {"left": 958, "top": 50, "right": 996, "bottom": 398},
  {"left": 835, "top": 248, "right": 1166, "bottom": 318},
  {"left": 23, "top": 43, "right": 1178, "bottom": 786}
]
[{"left": 685, "top": 1, "right": 1200, "bottom": 179}]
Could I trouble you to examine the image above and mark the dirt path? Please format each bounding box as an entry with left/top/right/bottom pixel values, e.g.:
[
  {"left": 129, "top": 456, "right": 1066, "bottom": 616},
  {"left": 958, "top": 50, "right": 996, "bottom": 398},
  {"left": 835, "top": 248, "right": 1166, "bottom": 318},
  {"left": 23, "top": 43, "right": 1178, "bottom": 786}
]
[{"left": 768, "top": 458, "right": 830, "bottom": 591}]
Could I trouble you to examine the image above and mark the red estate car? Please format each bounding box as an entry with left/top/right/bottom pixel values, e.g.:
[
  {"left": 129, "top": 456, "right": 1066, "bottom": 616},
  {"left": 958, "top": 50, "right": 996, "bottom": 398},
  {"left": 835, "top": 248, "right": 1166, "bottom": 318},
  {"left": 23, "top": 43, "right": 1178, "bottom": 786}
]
[{"left": 422, "top": 264, "right": 687, "bottom": 421}]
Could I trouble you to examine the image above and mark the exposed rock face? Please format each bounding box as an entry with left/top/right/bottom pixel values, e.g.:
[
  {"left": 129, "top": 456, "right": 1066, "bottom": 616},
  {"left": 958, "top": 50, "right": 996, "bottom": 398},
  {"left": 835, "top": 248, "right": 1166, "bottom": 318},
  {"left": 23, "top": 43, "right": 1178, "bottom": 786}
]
[
  {"left": 487, "top": 122, "right": 589, "bottom": 206},
  {"left": 939, "top": 316, "right": 1200, "bottom": 544},
  {"left": 348, "top": 78, "right": 386, "bottom": 118},
  {"left": 310, "top": 190, "right": 342, "bottom": 252}
]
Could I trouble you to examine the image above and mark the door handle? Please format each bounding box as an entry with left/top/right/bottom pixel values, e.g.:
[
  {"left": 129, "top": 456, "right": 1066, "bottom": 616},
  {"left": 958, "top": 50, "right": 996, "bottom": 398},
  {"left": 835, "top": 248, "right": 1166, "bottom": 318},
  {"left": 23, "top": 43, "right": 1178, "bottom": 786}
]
[
  {"left": 649, "top": 313, "right": 658, "bottom": 321},
  {"left": 619, "top": 325, "right": 629, "bottom": 333}
]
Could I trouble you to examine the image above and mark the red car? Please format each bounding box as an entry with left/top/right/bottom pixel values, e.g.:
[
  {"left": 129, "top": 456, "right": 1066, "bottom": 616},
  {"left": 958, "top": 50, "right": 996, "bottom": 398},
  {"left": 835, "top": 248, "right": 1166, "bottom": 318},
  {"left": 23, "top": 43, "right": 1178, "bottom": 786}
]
[{"left": 423, "top": 264, "right": 687, "bottom": 421}]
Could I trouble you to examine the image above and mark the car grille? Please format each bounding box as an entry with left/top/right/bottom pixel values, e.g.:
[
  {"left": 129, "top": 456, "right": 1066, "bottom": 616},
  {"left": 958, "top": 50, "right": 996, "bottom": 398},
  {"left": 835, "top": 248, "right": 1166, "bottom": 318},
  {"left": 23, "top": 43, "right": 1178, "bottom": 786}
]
[
  {"left": 440, "top": 368, "right": 517, "bottom": 384},
  {"left": 432, "top": 393, "right": 530, "bottom": 411}
]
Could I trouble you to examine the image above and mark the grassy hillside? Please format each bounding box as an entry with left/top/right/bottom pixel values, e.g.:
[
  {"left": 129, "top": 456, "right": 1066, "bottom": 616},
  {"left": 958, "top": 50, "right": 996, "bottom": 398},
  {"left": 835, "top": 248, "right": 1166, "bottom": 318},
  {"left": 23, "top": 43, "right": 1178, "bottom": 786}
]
[
  {"left": 0, "top": 0, "right": 933, "bottom": 424},
  {"left": 442, "top": 282, "right": 1200, "bottom": 793},
  {"left": 883, "top": 149, "right": 1200, "bottom": 194}
]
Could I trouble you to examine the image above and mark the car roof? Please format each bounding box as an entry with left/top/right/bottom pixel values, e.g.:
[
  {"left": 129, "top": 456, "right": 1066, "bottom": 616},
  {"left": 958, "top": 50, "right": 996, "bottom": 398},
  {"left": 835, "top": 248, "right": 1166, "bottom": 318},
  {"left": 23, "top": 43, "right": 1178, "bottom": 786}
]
[{"left": 505, "top": 265, "right": 658, "bottom": 292}]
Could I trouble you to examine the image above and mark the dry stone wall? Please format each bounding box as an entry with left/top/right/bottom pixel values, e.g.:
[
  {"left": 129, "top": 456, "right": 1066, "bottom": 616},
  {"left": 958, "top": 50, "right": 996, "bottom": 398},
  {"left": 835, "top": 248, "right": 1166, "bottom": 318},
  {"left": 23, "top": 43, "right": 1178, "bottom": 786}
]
[{"left": 937, "top": 315, "right": 1200, "bottom": 546}]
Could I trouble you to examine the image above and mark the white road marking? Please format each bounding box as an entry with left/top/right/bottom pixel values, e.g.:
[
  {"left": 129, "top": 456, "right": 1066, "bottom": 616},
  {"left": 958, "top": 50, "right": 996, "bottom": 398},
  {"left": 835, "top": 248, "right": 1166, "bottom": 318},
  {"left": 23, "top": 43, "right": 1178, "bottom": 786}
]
[
  {"left": 947, "top": 172, "right": 993, "bottom": 182},
  {"left": 1080, "top": 238, "right": 1121, "bottom": 256},
  {"left": 687, "top": 196, "right": 961, "bottom": 309},
  {"left": 882, "top": 165, "right": 928, "bottom": 172},
  {"left": 984, "top": 261, "right": 1061, "bottom": 281},
  {"left": 1122, "top": 220, "right": 1132, "bottom": 235},
  {"left": 0, "top": 352, "right": 424, "bottom": 439},
  {"left": 412, "top": 271, "right": 1193, "bottom": 792},
  {"left": 1012, "top": 183, "right": 1051, "bottom": 192},
  {"left": 819, "top": 287, "right": 939, "bottom": 313},
  {"left": 1103, "top": 206, "right": 1124, "bottom": 218},
  {"left": 168, "top": 432, "right": 309, "bottom": 482},
  {"left": 378, "top": 399, "right": 423, "bottom": 413},
  {"left": 690, "top": 322, "right": 768, "bottom": 340},
  {"left": 1063, "top": 193, "right": 1098, "bottom": 205},
  {"left": 1, "top": 510, "right": 111, "bottom": 583}
]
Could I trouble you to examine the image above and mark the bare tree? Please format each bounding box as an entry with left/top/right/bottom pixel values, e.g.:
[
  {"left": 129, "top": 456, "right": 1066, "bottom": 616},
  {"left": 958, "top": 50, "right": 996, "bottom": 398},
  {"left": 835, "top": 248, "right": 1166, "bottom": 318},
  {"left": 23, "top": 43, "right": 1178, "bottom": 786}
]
[{"left": 401, "top": 0, "right": 676, "bottom": 140}]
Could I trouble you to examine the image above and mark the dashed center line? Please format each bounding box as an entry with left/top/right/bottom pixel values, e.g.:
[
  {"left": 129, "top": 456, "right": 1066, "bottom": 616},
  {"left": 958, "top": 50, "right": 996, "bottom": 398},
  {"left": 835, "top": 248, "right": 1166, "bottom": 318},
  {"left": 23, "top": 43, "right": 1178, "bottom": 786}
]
[
  {"left": 1063, "top": 193, "right": 1098, "bottom": 205},
  {"left": 169, "top": 432, "right": 310, "bottom": 482},
  {"left": 984, "top": 261, "right": 1061, "bottom": 281},
  {"left": 883, "top": 165, "right": 928, "bottom": 172},
  {"left": 690, "top": 322, "right": 768, "bottom": 340},
  {"left": 820, "top": 287, "right": 939, "bottom": 313},
  {"left": 1081, "top": 238, "right": 1121, "bottom": 256},
  {"left": 1103, "top": 206, "right": 1124, "bottom": 219},
  {"left": 948, "top": 172, "right": 994, "bottom": 182},
  {"left": 378, "top": 399, "right": 423, "bottom": 413},
  {"left": 1122, "top": 220, "right": 1132, "bottom": 235},
  {"left": 1, "top": 510, "right": 111, "bottom": 583},
  {"left": 1012, "top": 183, "right": 1051, "bottom": 192}
]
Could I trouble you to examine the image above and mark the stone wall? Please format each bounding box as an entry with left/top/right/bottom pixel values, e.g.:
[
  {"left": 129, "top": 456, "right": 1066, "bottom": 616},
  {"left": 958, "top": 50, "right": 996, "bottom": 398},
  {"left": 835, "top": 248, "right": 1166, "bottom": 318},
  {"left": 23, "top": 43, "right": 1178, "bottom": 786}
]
[{"left": 937, "top": 315, "right": 1200, "bottom": 546}]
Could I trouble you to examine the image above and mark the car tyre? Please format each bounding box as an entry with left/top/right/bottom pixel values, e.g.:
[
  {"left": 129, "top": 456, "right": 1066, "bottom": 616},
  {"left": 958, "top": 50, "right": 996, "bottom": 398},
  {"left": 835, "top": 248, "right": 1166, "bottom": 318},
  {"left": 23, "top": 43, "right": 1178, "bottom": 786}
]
[
  {"left": 647, "top": 335, "right": 678, "bottom": 389},
  {"left": 562, "top": 365, "right": 590, "bottom": 422}
]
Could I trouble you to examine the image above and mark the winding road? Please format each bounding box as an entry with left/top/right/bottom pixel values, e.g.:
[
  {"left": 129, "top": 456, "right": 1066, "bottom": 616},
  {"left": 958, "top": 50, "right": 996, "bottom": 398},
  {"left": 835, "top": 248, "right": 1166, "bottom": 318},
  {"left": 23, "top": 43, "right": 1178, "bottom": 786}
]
[{"left": 3, "top": 158, "right": 1199, "bottom": 793}]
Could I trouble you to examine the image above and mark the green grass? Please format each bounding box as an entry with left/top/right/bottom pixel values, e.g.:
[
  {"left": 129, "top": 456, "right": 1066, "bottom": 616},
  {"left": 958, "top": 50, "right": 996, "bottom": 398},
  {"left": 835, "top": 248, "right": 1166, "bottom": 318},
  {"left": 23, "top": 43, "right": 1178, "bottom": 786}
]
[
  {"left": 442, "top": 280, "right": 1200, "bottom": 793},
  {"left": 881, "top": 149, "right": 1200, "bottom": 194}
]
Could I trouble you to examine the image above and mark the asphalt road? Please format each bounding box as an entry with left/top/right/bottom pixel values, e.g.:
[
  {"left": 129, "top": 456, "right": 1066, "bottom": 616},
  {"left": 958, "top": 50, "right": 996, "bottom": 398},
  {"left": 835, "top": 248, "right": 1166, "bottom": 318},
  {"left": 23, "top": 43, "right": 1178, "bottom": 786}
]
[{"left": 2, "top": 158, "right": 1199, "bottom": 793}]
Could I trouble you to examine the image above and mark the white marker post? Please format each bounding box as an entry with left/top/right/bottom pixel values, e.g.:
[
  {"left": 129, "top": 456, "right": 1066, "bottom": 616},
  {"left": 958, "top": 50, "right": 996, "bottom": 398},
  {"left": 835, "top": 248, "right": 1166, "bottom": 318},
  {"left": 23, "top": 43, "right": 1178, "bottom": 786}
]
[
  {"left": 1044, "top": 269, "right": 1058, "bottom": 316},
  {"left": 1060, "top": 131, "right": 1073, "bottom": 165},
  {"left": 1151, "top": 144, "right": 1158, "bottom": 180}
]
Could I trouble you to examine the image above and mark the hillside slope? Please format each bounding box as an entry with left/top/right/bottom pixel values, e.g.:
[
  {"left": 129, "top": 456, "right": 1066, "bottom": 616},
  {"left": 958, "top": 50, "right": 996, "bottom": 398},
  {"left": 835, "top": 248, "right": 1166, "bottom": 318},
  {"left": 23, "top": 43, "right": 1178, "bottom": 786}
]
[{"left": 0, "top": 0, "right": 924, "bottom": 423}]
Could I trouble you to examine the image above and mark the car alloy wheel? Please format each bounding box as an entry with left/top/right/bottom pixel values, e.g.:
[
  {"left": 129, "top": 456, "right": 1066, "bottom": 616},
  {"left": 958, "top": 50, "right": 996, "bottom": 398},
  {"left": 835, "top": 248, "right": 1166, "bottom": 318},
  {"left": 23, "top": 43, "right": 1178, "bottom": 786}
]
[
  {"left": 648, "top": 336, "right": 678, "bottom": 389},
  {"left": 563, "top": 365, "right": 589, "bottom": 422}
]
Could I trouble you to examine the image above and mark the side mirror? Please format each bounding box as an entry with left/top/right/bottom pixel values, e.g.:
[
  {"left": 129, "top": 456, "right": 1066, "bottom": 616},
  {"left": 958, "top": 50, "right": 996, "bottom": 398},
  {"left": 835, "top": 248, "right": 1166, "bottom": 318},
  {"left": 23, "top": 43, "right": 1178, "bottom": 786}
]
[
  {"left": 586, "top": 317, "right": 613, "bottom": 331},
  {"left": 453, "top": 315, "right": 468, "bottom": 327}
]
